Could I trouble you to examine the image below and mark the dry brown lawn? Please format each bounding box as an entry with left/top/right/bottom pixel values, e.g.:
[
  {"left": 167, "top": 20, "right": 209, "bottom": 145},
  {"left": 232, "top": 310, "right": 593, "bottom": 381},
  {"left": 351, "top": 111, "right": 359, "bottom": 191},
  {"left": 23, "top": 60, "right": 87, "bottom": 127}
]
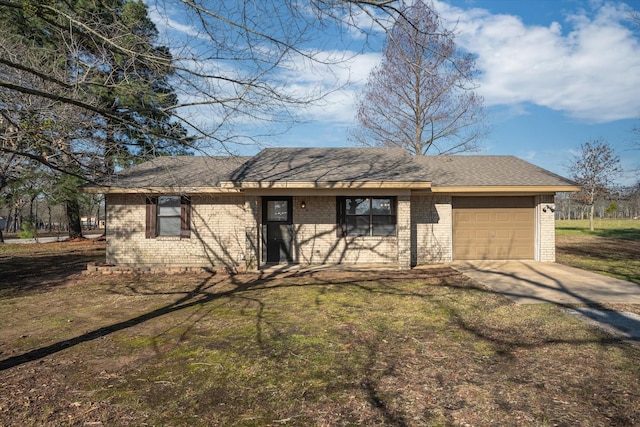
[{"left": 0, "top": 238, "right": 638, "bottom": 426}]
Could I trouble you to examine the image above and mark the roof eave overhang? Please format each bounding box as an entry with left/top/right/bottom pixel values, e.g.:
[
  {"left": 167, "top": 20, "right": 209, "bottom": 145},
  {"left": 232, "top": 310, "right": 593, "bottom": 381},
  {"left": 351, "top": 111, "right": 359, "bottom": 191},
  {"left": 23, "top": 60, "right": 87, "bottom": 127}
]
[
  {"left": 430, "top": 185, "right": 582, "bottom": 194},
  {"left": 82, "top": 183, "right": 577, "bottom": 195},
  {"left": 221, "top": 181, "right": 432, "bottom": 189},
  {"left": 80, "top": 186, "right": 243, "bottom": 195}
]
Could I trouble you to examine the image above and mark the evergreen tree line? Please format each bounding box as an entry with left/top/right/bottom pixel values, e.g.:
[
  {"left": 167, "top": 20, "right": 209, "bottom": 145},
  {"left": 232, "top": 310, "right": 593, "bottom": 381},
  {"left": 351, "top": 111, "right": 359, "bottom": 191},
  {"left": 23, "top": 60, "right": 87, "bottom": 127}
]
[{"left": 0, "top": 0, "right": 192, "bottom": 241}]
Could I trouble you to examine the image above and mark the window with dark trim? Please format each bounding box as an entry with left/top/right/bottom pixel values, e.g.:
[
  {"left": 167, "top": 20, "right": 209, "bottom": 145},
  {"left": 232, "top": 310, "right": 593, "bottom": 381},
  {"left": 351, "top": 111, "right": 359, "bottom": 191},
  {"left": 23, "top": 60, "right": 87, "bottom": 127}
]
[
  {"left": 145, "top": 196, "right": 191, "bottom": 238},
  {"left": 336, "top": 197, "right": 396, "bottom": 237}
]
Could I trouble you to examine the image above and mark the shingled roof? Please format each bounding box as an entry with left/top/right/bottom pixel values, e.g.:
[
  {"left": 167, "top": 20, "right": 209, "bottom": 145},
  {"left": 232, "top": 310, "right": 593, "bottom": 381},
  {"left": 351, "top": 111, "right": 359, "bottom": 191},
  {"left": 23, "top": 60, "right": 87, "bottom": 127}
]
[
  {"left": 415, "top": 155, "right": 579, "bottom": 190},
  {"left": 81, "top": 148, "right": 579, "bottom": 194},
  {"left": 83, "top": 156, "right": 251, "bottom": 193},
  {"left": 225, "top": 147, "right": 432, "bottom": 188}
]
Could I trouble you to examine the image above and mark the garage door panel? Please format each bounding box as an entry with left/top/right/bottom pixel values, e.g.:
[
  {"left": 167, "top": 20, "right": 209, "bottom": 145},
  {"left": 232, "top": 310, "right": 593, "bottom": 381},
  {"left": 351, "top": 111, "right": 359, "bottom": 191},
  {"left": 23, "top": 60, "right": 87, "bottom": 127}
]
[
  {"left": 515, "top": 229, "right": 532, "bottom": 239},
  {"left": 495, "top": 212, "right": 511, "bottom": 222},
  {"left": 510, "top": 246, "right": 532, "bottom": 259},
  {"left": 494, "top": 247, "right": 511, "bottom": 258},
  {"left": 476, "top": 247, "right": 491, "bottom": 258},
  {"left": 455, "top": 229, "right": 471, "bottom": 239},
  {"left": 453, "top": 197, "right": 535, "bottom": 260},
  {"left": 494, "top": 230, "right": 510, "bottom": 239},
  {"left": 474, "top": 212, "right": 491, "bottom": 222},
  {"left": 469, "top": 245, "right": 489, "bottom": 259},
  {"left": 475, "top": 230, "right": 490, "bottom": 239},
  {"left": 457, "top": 212, "right": 471, "bottom": 222}
]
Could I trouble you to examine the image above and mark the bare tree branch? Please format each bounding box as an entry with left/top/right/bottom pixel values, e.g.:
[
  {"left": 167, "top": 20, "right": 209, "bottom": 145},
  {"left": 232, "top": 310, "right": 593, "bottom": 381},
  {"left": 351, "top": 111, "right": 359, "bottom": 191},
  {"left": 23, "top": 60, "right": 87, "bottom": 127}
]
[
  {"left": 567, "top": 139, "right": 623, "bottom": 231},
  {"left": 351, "top": 1, "right": 487, "bottom": 155}
]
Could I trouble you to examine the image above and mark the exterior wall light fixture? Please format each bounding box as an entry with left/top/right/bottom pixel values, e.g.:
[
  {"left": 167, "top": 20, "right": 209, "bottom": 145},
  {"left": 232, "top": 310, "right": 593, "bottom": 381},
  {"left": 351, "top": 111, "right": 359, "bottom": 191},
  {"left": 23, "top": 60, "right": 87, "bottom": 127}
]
[
  {"left": 300, "top": 201, "right": 306, "bottom": 209},
  {"left": 542, "top": 205, "right": 555, "bottom": 213}
]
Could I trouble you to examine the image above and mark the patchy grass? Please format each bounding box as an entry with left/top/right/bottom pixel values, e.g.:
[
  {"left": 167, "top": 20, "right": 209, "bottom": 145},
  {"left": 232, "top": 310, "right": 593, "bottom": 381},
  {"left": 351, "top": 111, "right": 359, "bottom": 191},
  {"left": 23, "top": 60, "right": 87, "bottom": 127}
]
[
  {"left": 0, "top": 239, "right": 105, "bottom": 297},
  {"left": 556, "top": 219, "right": 640, "bottom": 284},
  {"left": 0, "top": 241, "right": 639, "bottom": 426}
]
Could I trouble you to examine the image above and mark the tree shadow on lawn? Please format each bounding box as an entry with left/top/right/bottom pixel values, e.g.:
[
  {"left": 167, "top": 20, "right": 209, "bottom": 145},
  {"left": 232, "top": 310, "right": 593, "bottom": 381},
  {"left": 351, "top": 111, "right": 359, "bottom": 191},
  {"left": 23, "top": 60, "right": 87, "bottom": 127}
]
[
  {"left": 556, "top": 238, "right": 640, "bottom": 284},
  {"left": 1, "top": 267, "right": 639, "bottom": 426},
  {"left": 0, "top": 243, "right": 105, "bottom": 296},
  {"left": 592, "top": 228, "right": 640, "bottom": 240},
  {"left": 1, "top": 266, "right": 634, "bottom": 372}
]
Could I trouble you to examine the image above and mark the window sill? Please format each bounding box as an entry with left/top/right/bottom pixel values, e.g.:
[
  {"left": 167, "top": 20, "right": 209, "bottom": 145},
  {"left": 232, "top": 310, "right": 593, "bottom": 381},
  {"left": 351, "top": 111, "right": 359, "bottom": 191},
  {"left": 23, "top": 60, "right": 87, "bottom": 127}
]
[
  {"left": 341, "top": 235, "right": 397, "bottom": 240},
  {"left": 156, "top": 236, "right": 183, "bottom": 241}
]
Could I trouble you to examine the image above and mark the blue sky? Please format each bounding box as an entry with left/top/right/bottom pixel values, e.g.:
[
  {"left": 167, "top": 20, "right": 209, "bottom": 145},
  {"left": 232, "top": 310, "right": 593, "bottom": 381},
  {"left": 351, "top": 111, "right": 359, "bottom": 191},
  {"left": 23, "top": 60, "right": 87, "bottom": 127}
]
[
  {"left": 151, "top": 0, "right": 640, "bottom": 186},
  {"left": 436, "top": 0, "right": 640, "bottom": 185}
]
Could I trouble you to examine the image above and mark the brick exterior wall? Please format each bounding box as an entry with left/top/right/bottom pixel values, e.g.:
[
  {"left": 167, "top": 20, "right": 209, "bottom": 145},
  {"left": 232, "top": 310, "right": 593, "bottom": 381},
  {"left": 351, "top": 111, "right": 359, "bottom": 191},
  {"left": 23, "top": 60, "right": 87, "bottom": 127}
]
[
  {"left": 289, "top": 196, "right": 400, "bottom": 266},
  {"left": 106, "top": 194, "right": 247, "bottom": 268},
  {"left": 411, "top": 194, "right": 453, "bottom": 265},
  {"left": 397, "top": 196, "right": 411, "bottom": 269},
  {"left": 244, "top": 195, "right": 259, "bottom": 270},
  {"left": 106, "top": 192, "right": 556, "bottom": 269},
  {"left": 537, "top": 196, "right": 556, "bottom": 262}
]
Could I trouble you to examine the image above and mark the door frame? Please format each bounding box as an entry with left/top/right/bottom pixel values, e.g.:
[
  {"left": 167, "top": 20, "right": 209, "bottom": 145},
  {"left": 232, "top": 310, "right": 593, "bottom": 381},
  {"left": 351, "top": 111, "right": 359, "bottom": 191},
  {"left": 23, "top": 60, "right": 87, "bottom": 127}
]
[{"left": 261, "top": 196, "right": 294, "bottom": 264}]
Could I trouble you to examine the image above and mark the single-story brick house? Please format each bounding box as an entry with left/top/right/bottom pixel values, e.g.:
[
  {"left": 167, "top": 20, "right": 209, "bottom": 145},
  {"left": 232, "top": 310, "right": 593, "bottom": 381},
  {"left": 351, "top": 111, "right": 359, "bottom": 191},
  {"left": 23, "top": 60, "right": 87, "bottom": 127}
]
[{"left": 81, "top": 147, "right": 580, "bottom": 270}]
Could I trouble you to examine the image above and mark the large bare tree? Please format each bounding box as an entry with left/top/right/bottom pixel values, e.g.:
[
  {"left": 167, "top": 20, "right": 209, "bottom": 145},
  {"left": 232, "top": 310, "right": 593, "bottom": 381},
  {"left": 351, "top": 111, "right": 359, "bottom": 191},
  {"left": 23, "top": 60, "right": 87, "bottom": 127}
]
[
  {"left": 1, "top": 0, "right": 410, "bottom": 237},
  {"left": 352, "top": 1, "right": 486, "bottom": 155},
  {"left": 568, "top": 139, "right": 622, "bottom": 231},
  {"left": 0, "top": 16, "right": 111, "bottom": 238},
  {"left": 0, "top": 0, "right": 405, "bottom": 156}
]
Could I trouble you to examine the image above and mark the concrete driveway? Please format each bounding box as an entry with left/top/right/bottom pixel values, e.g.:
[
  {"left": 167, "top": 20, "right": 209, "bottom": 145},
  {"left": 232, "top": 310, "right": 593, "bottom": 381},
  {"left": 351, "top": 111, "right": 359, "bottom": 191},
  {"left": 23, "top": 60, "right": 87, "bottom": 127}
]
[{"left": 453, "top": 261, "right": 640, "bottom": 340}]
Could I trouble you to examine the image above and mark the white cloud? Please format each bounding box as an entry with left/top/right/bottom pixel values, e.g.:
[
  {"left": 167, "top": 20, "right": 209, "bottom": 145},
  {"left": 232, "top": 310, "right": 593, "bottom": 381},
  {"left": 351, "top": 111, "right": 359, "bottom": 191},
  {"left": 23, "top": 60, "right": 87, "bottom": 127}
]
[
  {"left": 147, "top": 0, "right": 640, "bottom": 131},
  {"left": 146, "top": 2, "right": 384, "bottom": 129},
  {"left": 147, "top": 6, "right": 204, "bottom": 39},
  {"left": 522, "top": 150, "right": 537, "bottom": 161},
  {"left": 275, "top": 51, "right": 381, "bottom": 123},
  {"left": 165, "top": 45, "right": 382, "bottom": 141},
  {"left": 433, "top": 0, "right": 640, "bottom": 123}
]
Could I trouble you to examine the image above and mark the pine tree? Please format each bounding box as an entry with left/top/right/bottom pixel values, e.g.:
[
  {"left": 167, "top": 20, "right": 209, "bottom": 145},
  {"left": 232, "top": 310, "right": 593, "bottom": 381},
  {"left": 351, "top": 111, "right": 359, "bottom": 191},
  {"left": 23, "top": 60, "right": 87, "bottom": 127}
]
[{"left": 0, "top": 0, "right": 190, "bottom": 237}]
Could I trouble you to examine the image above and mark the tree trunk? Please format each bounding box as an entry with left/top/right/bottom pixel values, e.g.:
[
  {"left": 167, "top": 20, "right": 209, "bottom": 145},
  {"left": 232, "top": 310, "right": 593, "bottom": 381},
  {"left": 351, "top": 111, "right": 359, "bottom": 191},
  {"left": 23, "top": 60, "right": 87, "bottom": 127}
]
[
  {"left": 29, "top": 196, "right": 35, "bottom": 222},
  {"left": 66, "top": 199, "right": 83, "bottom": 239},
  {"left": 12, "top": 206, "right": 19, "bottom": 232},
  {"left": 589, "top": 204, "right": 595, "bottom": 232}
]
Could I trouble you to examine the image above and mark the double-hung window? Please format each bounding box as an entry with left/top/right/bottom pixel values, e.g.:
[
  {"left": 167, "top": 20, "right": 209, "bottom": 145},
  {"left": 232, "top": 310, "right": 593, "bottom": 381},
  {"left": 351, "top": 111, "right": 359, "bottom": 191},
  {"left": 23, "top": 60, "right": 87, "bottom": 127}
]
[
  {"left": 157, "top": 196, "right": 182, "bottom": 236},
  {"left": 337, "top": 197, "right": 396, "bottom": 237},
  {"left": 145, "top": 196, "right": 191, "bottom": 238}
]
